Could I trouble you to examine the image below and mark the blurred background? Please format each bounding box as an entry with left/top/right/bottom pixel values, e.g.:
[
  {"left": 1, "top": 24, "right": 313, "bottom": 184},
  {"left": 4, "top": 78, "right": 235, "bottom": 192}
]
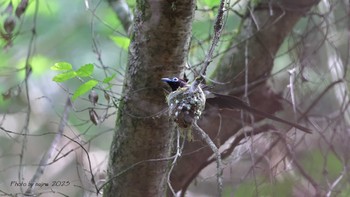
[{"left": 0, "top": 0, "right": 349, "bottom": 196}]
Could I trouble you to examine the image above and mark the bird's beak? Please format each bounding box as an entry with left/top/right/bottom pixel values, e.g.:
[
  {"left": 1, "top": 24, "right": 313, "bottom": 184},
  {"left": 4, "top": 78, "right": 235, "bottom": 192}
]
[{"left": 161, "top": 77, "right": 171, "bottom": 82}]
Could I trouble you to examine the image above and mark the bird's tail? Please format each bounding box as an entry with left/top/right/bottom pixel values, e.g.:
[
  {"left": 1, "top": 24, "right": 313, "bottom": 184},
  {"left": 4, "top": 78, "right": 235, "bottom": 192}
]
[{"left": 206, "top": 93, "right": 312, "bottom": 134}]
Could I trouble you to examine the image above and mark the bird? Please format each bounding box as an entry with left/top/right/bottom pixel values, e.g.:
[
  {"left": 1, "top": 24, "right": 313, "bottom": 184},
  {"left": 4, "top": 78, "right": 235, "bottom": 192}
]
[
  {"left": 161, "top": 76, "right": 206, "bottom": 130},
  {"left": 161, "top": 76, "right": 312, "bottom": 134}
]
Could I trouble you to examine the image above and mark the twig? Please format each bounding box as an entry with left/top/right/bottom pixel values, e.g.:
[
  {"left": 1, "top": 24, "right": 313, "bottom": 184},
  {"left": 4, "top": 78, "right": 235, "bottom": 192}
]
[
  {"left": 275, "top": 132, "right": 319, "bottom": 192},
  {"left": 18, "top": 0, "right": 39, "bottom": 193},
  {"left": 167, "top": 129, "right": 185, "bottom": 196},
  {"left": 106, "top": 0, "right": 134, "bottom": 34},
  {"left": 179, "top": 125, "right": 276, "bottom": 197},
  {"left": 288, "top": 68, "right": 297, "bottom": 113},
  {"left": 200, "top": 0, "right": 227, "bottom": 78},
  {"left": 326, "top": 170, "right": 344, "bottom": 197},
  {"left": 193, "top": 121, "right": 223, "bottom": 196},
  {"left": 25, "top": 98, "right": 72, "bottom": 195}
]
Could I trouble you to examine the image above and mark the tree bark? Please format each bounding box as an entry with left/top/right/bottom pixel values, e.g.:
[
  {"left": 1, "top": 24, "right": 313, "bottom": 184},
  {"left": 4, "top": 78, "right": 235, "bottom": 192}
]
[
  {"left": 104, "top": 1, "right": 196, "bottom": 196},
  {"left": 170, "top": 0, "right": 320, "bottom": 193}
]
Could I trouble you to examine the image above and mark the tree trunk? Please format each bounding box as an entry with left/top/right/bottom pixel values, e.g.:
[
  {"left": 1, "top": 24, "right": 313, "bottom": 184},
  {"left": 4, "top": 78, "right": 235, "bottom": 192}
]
[{"left": 104, "top": 1, "right": 196, "bottom": 196}]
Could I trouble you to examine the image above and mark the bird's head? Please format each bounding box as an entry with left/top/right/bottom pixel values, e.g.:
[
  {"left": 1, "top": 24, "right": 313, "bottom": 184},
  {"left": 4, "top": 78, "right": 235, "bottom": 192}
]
[
  {"left": 161, "top": 77, "right": 188, "bottom": 91},
  {"left": 162, "top": 76, "right": 206, "bottom": 130}
]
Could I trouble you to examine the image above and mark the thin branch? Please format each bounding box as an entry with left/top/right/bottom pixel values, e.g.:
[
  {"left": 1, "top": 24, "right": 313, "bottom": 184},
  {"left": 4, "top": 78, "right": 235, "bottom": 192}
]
[
  {"left": 98, "top": 154, "right": 179, "bottom": 194},
  {"left": 179, "top": 124, "right": 275, "bottom": 196},
  {"left": 200, "top": 0, "right": 227, "bottom": 78},
  {"left": 326, "top": 168, "right": 345, "bottom": 197},
  {"left": 167, "top": 129, "right": 185, "bottom": 196},
  {"left": 288, "top": 68, "right": 297, "bottom": 114},
  {"left": 18, "top": 0, "right": 39, "bottom": 193},
  {"left": 274, "top": 132, "right": 319, "bottom": 192},
  {"left": 193, "top": 121, "right": 223, "bottom": 196},
  {"left": 25, "top": 98, "right": 72, "bottom": 195},
  {"left": 106, "top": 0, "right": 133, "bottom": 34}
]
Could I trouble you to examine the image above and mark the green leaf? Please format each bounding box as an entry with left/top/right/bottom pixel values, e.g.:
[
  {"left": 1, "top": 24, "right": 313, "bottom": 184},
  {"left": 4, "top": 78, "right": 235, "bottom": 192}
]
[
  {"left": 76, "top": 63, "right": 94, "bottom": 77},
  {"left": 52, "top": 71, "right": 76, "bottom": 82},
  {"left": 110, "top": 36, "right": 130, "bottom": 51},
  {"left": 102, "top": 74, "right": 116, "bottom": 83},
  {"left": 17, "top": 55, "right": 52, "bottom": 79},
  {"left": 72, "top": 80, "right": 98, "bottom": 100},
  {"left": 32, "top": 56, "right": 52, "bottom": 75},
  {"left": 51, "top": 62, "right": 73, "bottom": 71},
  {"left": 203, "top": 0, "right": 220, "bottom": 7}
]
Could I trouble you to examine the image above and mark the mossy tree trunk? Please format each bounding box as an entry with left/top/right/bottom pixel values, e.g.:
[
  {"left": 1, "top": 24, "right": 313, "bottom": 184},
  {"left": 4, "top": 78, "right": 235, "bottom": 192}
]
[{"left": 104, "top": 1, "right": 196, "bottom": 196}]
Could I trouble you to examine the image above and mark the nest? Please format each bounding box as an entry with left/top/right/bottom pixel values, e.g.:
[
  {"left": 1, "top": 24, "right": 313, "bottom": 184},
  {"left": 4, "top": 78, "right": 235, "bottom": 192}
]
[{"left": 166, "top": 85, "right": 206, "bottom": 129}]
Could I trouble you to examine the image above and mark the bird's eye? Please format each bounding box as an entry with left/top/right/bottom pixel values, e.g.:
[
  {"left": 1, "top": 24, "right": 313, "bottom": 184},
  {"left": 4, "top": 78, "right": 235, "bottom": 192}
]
[{"left": 172, "top": 77, "right": 179, "bottom": 82}]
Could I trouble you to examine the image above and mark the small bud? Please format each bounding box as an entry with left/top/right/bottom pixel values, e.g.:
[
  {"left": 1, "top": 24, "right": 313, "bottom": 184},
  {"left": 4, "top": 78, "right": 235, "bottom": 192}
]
[
  {"left": 89, "top": 90, "right": 99, "bottom": 106},
  {"left": 89, "top": 109, "right": 99, "bottom": 125},
  {"left": 15, "top": 0, "right": 28, "bottom": 18},
  {"left": 2, "top": 90, "right": 12, "bottom": 100},
  {"left": 4, "top": 16, "right": 15, "bottom": 34},
  {"left": 104, "top": 91, "right": 110, "bottom": 103}
]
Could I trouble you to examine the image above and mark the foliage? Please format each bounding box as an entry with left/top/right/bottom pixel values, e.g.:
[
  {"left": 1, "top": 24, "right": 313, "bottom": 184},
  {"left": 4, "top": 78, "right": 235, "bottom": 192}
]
[{"left": 110, "top": 36, "right": 130, "bottom": 51}]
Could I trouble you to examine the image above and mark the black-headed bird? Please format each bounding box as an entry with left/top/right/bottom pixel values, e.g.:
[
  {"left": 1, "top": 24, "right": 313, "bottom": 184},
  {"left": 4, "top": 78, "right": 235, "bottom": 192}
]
[{"left": 161, "top": 76, "right": 312, "bottom": 134}]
